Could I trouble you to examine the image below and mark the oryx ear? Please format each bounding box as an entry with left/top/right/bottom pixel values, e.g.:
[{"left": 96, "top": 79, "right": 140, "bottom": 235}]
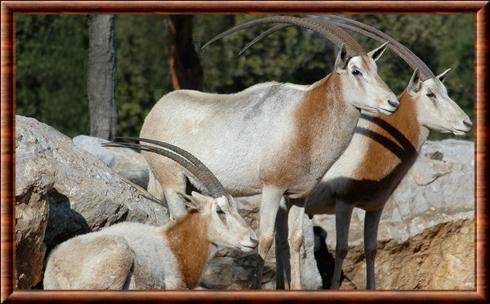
[
  {"left": 407, "top": 68, "right": 422, "bottom": 97},
  {"left": 436, "top": 68, "right": 451, "bottom": 83},
  {"left": 368, "top": 41, "right": 389, "bottom": 62},
  {"left": 177, "top": 192, "right": 203, "bottom": 211},
  {"left": 335, "top": 44, "right": 350, "bottom": 74}
]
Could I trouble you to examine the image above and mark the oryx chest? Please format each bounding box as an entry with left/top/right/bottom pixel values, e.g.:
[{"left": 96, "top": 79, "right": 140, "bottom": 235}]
[{"left": 262, "top": 97, "right": 361, "bottom": 198}]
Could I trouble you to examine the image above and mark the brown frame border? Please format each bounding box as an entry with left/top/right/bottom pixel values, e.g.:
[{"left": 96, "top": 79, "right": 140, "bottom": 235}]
[{"left": 1, "top": 1, "right": 488, "bottom": 302}]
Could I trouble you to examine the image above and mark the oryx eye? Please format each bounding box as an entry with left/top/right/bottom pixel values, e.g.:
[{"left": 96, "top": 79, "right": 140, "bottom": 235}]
[
  {"left": 217, "top": 210, "right": 227, "bottom": 222},
  {"left": 426, "top": 92, "right": 436, "bottom": 98},
  {"left": 352, "top": 69, "right": 362, "bottom": 76}
]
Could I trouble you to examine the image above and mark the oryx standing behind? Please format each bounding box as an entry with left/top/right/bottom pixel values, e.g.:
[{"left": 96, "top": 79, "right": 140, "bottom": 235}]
[
  {"left": 140, "top": 16, "right": 398, "bottom": 289},
  {"left": 297, "top": 16, "right": 472, "bottom": 289}
]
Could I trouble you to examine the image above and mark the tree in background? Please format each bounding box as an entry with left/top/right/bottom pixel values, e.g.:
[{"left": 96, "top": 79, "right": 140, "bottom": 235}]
[
  {"left": 167, "top": 15, "right": 203, "bottom": 90},
  {"left": 16, "top": 15, "right": 89, "bottom": 137},
  {"left": 114, "top": 15, "right": 170, "bottom": 137},
  {"left": 87, "top": 15, "right": 117, "bottom": 140},
  {"left": 195, "top": 15, "right": 334, "bottom": 94},
  {"left": 16, "top": 14, "right": 474, "bottom": 140}
]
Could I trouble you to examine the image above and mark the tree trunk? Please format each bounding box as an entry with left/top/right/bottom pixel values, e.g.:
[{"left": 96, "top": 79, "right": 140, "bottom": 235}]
[
  {"left": 167, "top": 15, "right": 203, "bottom": 90},
  {"left": 88, "top": 15, "right": 117, "bottom": 139}
]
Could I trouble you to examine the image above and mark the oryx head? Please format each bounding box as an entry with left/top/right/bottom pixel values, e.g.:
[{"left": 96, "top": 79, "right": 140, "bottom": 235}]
[
  {"left": 320, "top": 15, "right": 472, "bottom": 136},
  {"left": 201, "top": 16, "right": 399, "bottom": 116},
  {"left": 180, "top": 192, "right": 257, "bottom": 252},
  {"left": 334, "top": 42, "right": 399, "bottom": 115},
  {"left": 406, "top": 68, "right": 472, "bottom": 135},
  {"left": 104, "top": 138, "right": 258, "bottom": 252}
]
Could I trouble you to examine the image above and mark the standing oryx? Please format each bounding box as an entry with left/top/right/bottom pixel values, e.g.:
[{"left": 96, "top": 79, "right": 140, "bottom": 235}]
[
  {"left": 296, "top": 16, "right": 472, "bottom": 289},
  {"left": 140, "top": 16, "right": 398, "bottom": 289}
]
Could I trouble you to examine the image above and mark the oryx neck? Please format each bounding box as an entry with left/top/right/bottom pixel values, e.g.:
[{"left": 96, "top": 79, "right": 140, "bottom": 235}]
[
  {"left": 164, "top": 211, "right": 210, "bottom": 288},
  {"left": 353, "top": 90, "right": 425, "bottom": 182}
]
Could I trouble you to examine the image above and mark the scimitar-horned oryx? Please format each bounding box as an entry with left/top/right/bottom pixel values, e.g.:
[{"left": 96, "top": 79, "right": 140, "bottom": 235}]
[
  {"left": 261, "top": 15, "right": 471, "bottom": 290},
  {"left": 140, "top": 16, "right": 398, "bottom": 289},
  {"left": 44, "top": 139, "right": 257, "bottom": 290}
]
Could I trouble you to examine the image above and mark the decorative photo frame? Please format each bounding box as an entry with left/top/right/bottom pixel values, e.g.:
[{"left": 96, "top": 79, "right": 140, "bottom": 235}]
[{"left": 1, "top": 1, "right": 488, "bottom": 302}]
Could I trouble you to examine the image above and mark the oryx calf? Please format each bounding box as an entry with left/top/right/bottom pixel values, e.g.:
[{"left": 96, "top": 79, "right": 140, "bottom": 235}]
[{"left": 43, "top": 139, "right": 257, "bottom": 290}]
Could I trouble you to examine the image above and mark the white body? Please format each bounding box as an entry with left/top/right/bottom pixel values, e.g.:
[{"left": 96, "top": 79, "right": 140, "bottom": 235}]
[
  {"left": 143, "top": 81, "right": 359, "bottom": 198},
  {"left": 44, "top": 222, "right": 184, "bottom": 289}
]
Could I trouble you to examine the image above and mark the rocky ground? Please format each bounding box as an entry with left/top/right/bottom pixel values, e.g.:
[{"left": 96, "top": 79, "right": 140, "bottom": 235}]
[
  {"left": 15, "top": 115, "right": 475, "bottom": 290},
  {"left": 340, "top": 219, "right": 474, "bottom": 290}
]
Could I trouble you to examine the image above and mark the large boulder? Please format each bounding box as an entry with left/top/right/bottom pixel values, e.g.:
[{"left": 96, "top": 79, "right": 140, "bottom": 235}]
[
  {"left": 14, "top": 114, "right": 474, "bottom": 290},
  {"left": 15, "top": 159, "right": 53, "bottom": 289},
  {"left": 341, "top": 219, "right": 474, "bottom": 289},
  {"left": 73, "top": 135, "right": 149, "bottom": 188},
  {"left": 15, "top": 116, "right": 169, "bottom": 288}
]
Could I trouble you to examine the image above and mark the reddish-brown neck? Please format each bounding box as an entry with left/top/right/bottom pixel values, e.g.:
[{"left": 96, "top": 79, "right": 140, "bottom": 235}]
[
  {"left": 165, "top": 211, "right": 210, "bottom": 288},
  {"left": 263, "top": 73, "right": 350, "bottom": 188},
  {"left": 354, "top": 90, "right": 423, "bottom": 180}
]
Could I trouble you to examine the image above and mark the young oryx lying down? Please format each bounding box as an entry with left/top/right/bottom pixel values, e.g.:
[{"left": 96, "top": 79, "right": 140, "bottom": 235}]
[{"left": 43, "top": 138, "right": 257, "bottom": 290}]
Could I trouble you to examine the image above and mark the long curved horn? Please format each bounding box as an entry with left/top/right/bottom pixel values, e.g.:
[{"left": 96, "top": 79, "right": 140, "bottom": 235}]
[
  {"left": 118, "top": 137, "right": 227, "bottom": 198},
  {"left": 104, "top": 140, "right": 226, "bottom": 198},
  {"left": 238, "top": 24, "right": 291, "bottom": 56},
  {"left": 238, "top": 16, "right": 436, "bottom": 81},
  {"left": 322, "top": 15, "right": 435, "bottom": 80},
  {"left": 201, "top": 16, "right": 364, "bottom": 56}
]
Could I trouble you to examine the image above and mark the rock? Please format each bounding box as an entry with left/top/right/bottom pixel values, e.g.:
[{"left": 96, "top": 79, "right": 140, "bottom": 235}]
[
  {"left": 15, "top": 158, "right": 53, "bottom": 289},
  {"left": 341, "top": 219, "right": 474, "bottom": 289},
  {"left": 73, "top": 135, "right": 149, "bottom": 188},
  {"left": 15, "top": 116, "right": 169, "bottom": 288},
  {"left": 14, "top": 115, "right": 474, "bottom": 290},
  {"left": 201, "top": 253, "right": 276, "bottom": 289}
]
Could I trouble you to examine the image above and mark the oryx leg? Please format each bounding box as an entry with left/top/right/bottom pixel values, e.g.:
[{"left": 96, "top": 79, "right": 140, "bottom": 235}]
[
  {"left": 274, "top": 201, "right": 290, "bottom": 289},
  {"left": 288, "top": 204, "right": 304, "bottom": 290},
  {"left": 250, "top": 186, "right": 285, "bottom": 289},
  {"left": 163, "top": 189, "right": 187, "bottom": 219},
  {"left": 147, "top": 169, "right": 164, "bottom": 201},
  {"left": 144, "top": 154, "right": 187, "bottom": 219},
  {"left": 364, "top": 208, "right": 383, "bottom": 290},
  {"left": 331, "top": 200, "right": 353, "bottom": 289}
]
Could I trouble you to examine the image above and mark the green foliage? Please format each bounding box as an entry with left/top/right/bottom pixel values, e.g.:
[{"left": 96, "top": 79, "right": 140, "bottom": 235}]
[
  {"left": 195, "top": 15, "right": 334, "bottom": 93},
  {"left": 16, "top": 14, "right": 474, "bottom": 140},
  {"left": 114, "top": 15, "right": 171, "bottom": 137},
  {"left": 16, "top": 15, "right": 89, "bottom": 137}
]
